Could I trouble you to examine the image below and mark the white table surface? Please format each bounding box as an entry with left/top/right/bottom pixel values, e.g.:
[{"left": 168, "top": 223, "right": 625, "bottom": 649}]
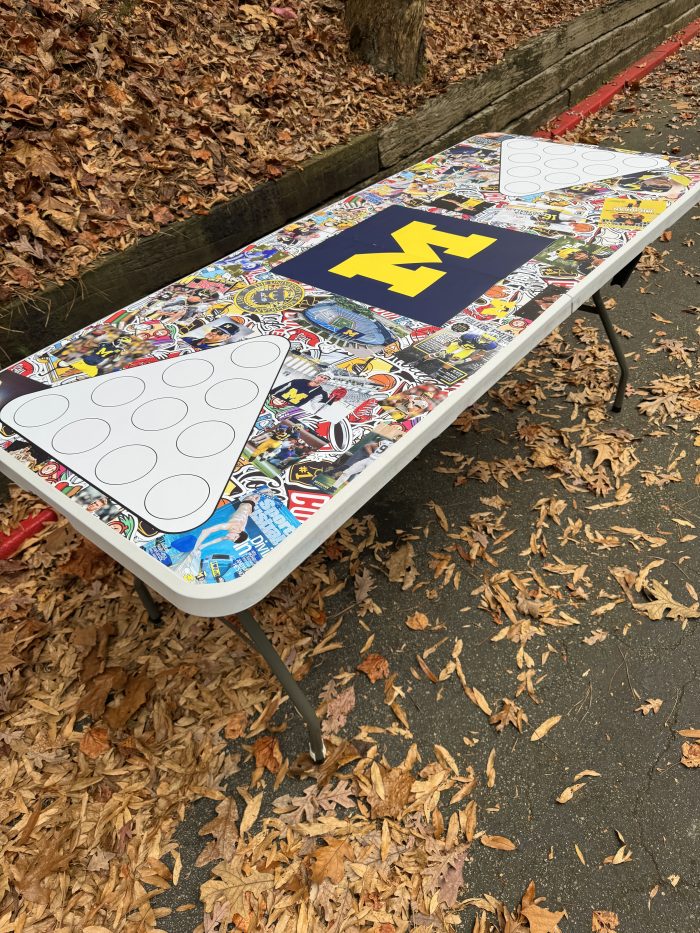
[{"left": 1, "top": 133, "right": 699, "bottom": 615}]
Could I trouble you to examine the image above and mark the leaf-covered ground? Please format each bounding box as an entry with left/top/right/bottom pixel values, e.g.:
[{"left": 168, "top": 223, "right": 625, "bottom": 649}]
[
  {"left": 0, "top": 0, "right": 607, "bottom": 303},
  {"left": 1, "top": 33, "right": 699, "bottom": 933}
]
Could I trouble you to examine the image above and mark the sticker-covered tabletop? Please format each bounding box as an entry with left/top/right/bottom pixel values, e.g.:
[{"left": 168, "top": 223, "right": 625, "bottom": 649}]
[{"left": 2, "top": 133, "right": 699, "bottom": 612}]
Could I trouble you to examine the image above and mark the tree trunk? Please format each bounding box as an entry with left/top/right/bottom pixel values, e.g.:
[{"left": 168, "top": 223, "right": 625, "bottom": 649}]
[{"left": 345, "top": 0, "right": 427, "bottom": 84}]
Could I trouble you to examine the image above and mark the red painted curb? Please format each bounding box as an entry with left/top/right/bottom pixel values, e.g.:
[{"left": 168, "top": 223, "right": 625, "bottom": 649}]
[
  {"left": 537, "top": 17, "right": 700, "bottom": 138},
  {"left": 0, "top": 508, "right": 58, "bottom": 559}
]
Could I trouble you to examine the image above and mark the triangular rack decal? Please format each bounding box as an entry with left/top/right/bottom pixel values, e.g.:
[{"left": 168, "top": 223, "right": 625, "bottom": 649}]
[
  {"left": 1, "top": 336, "right": 289, "bottom": 533},
  {"left": 499, "top": 137, "right": 669, "bottom": 198}
]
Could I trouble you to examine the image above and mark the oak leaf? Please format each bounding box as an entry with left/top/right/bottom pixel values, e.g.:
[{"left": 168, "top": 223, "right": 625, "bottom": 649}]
[
  {"left": 310, "top": 836, "right": 354, "bottom": 884},
  {"left": 274, "top": 779, "right": 355, "bottom": 822},
  {"left": 0, "top": 630, "right": 22, "bottom": 675},
  {"left": 385, "top": 541, "right": 417, "bottom": 589},
  {"left": 633, "top": 580, "right": 700, "bottom": 621},
  {"left": 201, "top": 858, "right": 271, "bottom": 916},
  {"left": 405, "top": 610, "right": 429, "bottom": 630},
  {"left": 224, "top": 711, "right": 248, "bottom": 740},
  {"left": 592, "top": 910, "right": 620, "bottom": 931},
  {"left": 4, "top": 88, "right": 38, "bottom": 110},
  {"left": 322, "top": 684, "right": 355, "bottom": 735},
  {"left": 252, "top": 735, "right": 282, "bottom": 773},
  {"left": 14, "top": 836, "right": 73, "bottom": 905},
  {"left": 196, "top": 798, "right": 240, "bottom": 866},
  {"left": 79, "top": 726, "right": 111, "bottom": 759},
  {"left": 520, "top": 902, "right": 566, "bottom": 932},
  {"left": 17, "top": 207, "right": 62, "bottom": 246},
  {"left": 357, "top": 652, "right": 389, "bottom": 683},
  {"left": 490, "top": 697, "right": 528, "bottom": 732},
  {"left": 425, "top": 844, "right": 468, "bottom": 908}
]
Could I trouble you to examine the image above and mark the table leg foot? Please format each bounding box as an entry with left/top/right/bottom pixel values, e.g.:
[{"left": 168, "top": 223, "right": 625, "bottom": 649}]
[
  {"left": 221, "top": 609, "right": 326, "bottom": 763},
  {"left": 134, "top": 577, "right": 162, "bottom": 623},
  {"left": 309, "top": 740, "right": 327, "bottom": 763}
]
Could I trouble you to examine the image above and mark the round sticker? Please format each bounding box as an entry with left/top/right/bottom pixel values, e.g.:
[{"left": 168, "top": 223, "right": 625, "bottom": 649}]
[{"left": 232, "top": 279, "right": 305, "bottom": 314}]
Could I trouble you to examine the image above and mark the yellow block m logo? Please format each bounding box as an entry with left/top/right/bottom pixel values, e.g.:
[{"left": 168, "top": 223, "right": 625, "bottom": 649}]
[{"left": 328, "top": 220, "right": 496, "bottom": 298}]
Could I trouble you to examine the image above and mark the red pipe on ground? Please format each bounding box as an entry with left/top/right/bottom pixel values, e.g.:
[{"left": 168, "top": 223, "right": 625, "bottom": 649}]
[{"left": 0, "top": 508, "right": 58, "bottom": 559}]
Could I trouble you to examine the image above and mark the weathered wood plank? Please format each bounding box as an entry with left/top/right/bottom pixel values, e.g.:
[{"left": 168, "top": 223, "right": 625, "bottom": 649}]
[
  {"left": 506, "top": 93, "right": 570, "bottom": 135},
  {"left": 393, "top": 0, "right": 688, "bottom": 166},
  {"left": 662, "top": 0, "right": 700, "bottom": 33},
  {"left": 494, "top": 1, "right": 669, "bottom": 128}
]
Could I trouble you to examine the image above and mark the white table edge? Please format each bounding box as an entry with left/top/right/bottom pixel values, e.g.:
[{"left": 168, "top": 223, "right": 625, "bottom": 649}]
[{"left": 1, "top": 158, "right": 699, "bottom": 618}]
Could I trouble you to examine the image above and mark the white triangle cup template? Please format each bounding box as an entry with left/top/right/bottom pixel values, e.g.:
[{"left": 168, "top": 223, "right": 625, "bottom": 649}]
[
  {"left": 499, "top": 137, "right": 670, "bottom": 198},
  {"left": 1, "top": 336, "right": 290, "bottom": 533}
]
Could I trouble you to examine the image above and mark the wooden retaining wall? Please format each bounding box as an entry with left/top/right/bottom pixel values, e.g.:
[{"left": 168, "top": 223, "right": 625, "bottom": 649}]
[{"left": 2, "top": 0, "right": 698, "bottom": 363}]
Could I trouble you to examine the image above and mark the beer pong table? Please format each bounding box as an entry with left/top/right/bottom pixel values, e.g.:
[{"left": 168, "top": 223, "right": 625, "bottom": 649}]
[{"left": 2, "top": 133, "right": 699, "bottom": 761}]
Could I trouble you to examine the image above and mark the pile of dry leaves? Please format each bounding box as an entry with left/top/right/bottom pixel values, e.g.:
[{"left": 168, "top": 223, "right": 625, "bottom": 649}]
[{"left": 0, "top": 0, "right": 606, "bottom": 302}]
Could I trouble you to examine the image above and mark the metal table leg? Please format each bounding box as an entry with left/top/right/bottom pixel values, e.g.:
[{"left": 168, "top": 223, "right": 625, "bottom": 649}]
[
  {"left": 220, "top": 610, "right": 327, "bottom": 763},
  {"left": 578, "top": 252, "right": 640, "bottom": 413},
  {"left": 134, "top": 577, "right": 162, "bottom": 622},
  {"left": 132, "top": 577, "right": 325, "bottom": 761},
  {"left": 589, "top": 289, "right": 629, "bottom": 413}
]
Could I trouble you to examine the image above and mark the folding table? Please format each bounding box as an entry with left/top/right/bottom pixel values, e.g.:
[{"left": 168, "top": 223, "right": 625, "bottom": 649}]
[{"left": 2, "top": 133, "right": 699, "bottom": 761}]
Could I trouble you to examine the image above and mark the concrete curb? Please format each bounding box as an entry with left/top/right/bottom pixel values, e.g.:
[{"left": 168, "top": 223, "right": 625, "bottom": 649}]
[
  {"left": 2, "top": 0, "right": 699, "bottom": 363},
  {"left": 538, "top": 16, "right": 700, "bottom": 137}
]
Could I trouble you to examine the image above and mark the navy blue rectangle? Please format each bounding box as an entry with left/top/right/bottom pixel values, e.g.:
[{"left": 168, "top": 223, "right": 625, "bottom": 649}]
[{"left": 275, "top": 205, "right": 553, "bottom": 328}]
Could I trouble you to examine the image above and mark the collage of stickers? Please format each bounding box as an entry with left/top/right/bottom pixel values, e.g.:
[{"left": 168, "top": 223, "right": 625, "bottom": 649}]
[{"left": 2, "top": 132, "right": 699, "bottom": 588}]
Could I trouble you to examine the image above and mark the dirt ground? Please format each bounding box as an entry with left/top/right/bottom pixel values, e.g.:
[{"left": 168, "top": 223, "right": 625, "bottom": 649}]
[{"left": 0, "top": 35, "right": 698, "bottom": 933}]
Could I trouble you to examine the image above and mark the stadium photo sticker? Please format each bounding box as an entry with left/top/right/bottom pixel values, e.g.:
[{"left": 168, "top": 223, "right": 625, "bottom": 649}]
[
  {"left": 275, "top": 205, "right": 553, "bottom": 328},
  {"left": 0, "top": 336, "right": 290, "bottom": 533},
  {"left": 499, "top": 137, "right": 670, "bottom": 198}
]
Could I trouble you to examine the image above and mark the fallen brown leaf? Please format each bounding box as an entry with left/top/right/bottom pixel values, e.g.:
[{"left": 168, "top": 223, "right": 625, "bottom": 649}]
[
  {"left": 592, "top": 909, "right": 620, "bottom": 931},
  {"left": 79, "top": 726, "right": 111, "bottom": 759},
  {"left": 556, "top": 781, "right": 587, "bottom": 804},
  {"left": 531, "top": 715, "right": 562, "bottom": 742},
  {"left": 310, "top": 836, "right": 354, "bottom": 883},
  {"left": 252, "top": 735, "right": 283, "bottom": 774},
  {"left": 480, "top": 834, "right": 517, "bottom": 851},
  {"left": 681, "top": 741, "right": 700, "bottom": 767},
  {"left": 357, "top": 652, "right": 390, "bottom": 683},
  {"left": 405, "top": 610, "right": 430, "bottom": 630}
]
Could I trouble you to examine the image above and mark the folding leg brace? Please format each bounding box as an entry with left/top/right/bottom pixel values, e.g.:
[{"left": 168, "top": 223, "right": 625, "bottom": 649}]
[
  {"left": 133, "top": 579, "right": 326, "bottom": 762},
  {"left": 580, "top": 252, "right": 640, "bottom": 413}
]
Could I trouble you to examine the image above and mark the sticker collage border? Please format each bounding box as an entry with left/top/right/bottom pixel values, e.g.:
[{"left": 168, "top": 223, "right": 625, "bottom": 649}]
[{"left": 2, "top": 133, "right": 699, "bottom": 587}]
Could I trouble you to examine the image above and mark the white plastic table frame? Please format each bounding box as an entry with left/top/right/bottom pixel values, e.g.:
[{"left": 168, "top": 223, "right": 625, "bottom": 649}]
[{"left": 2, "top": 132, "right": 699, "bottom": 761}]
